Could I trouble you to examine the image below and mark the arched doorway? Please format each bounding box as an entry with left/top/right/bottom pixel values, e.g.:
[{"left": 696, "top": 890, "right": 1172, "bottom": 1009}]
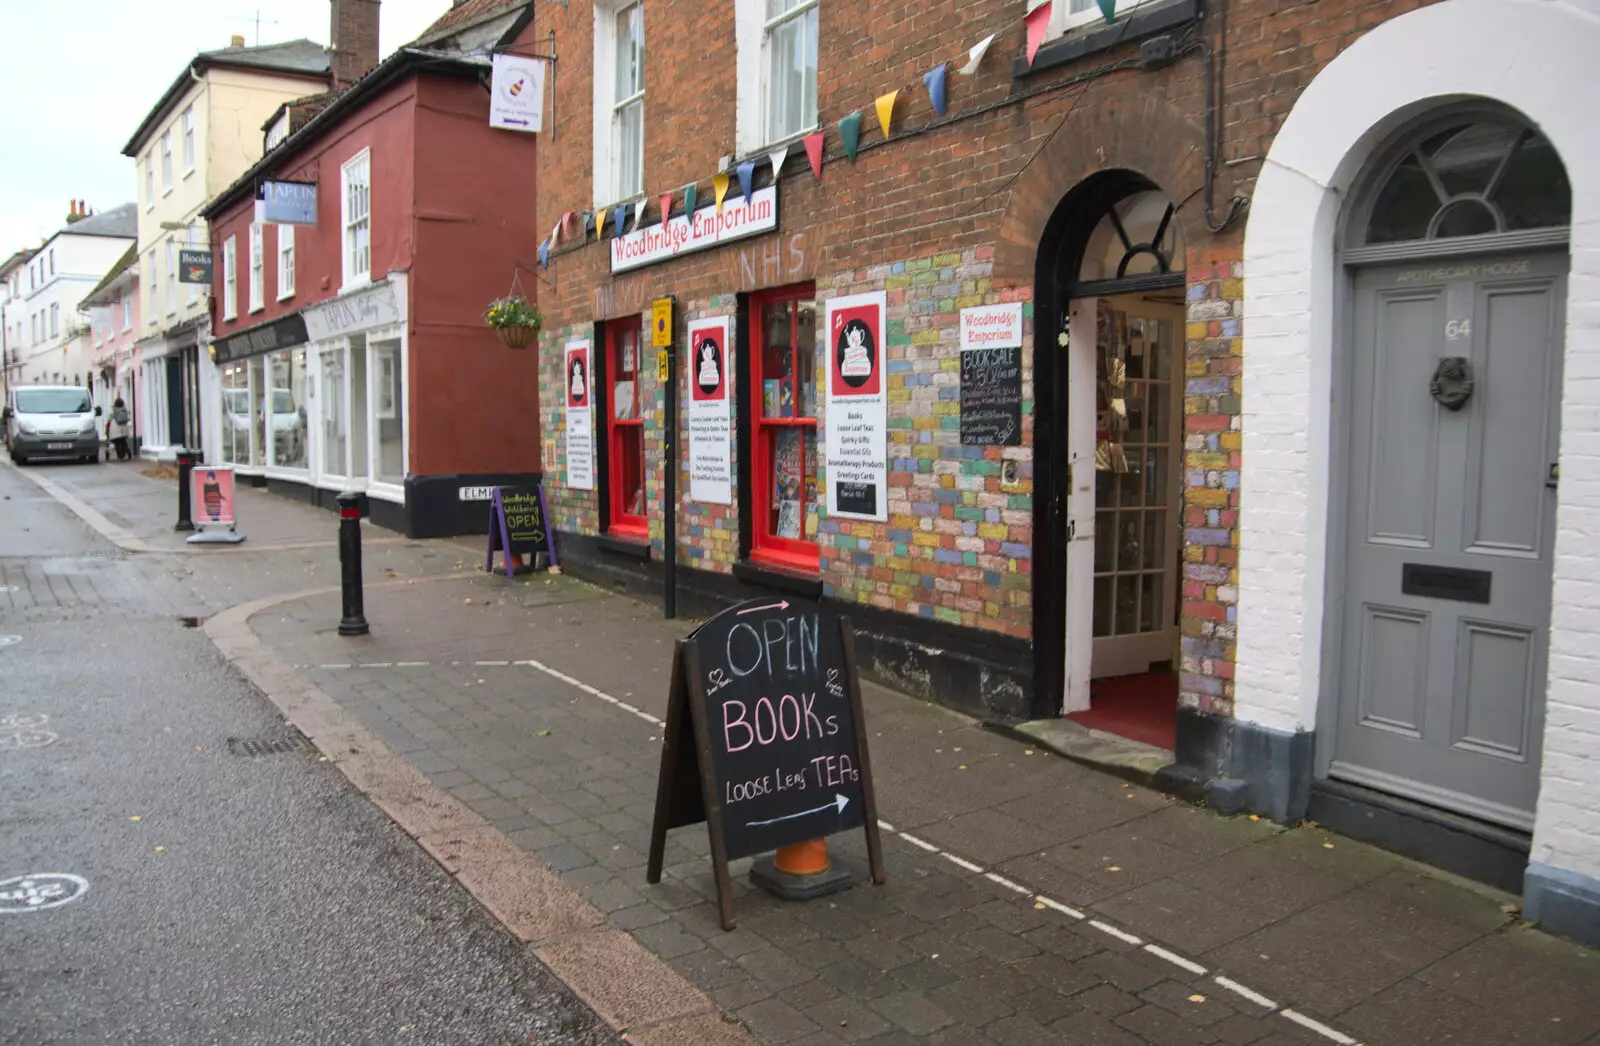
[
  {"left": 1034, "top": 170, "right": 1187, "bottom": 748},
  {"left": 1324, "top": 105, "right": 1571, "bottom": 830}
]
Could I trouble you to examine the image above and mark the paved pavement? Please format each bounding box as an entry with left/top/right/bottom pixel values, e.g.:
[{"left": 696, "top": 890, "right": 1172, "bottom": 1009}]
[
  {"left": 10, "top": 459, "right": 1600, "bottom": 1046},
  {"left": 0, "top": 461, "right": 619, "bottom": 1045}
]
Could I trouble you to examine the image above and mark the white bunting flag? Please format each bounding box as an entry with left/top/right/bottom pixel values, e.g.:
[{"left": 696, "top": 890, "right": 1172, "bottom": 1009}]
[
  {"left": 768, "top": 145, "right": 790, "bottom": 178},
  {"left": 959, "top": 33, "right": 996, "bottom": 75},
  {"left": 632, "top": 198, "right": 647, "bottom": 231}
]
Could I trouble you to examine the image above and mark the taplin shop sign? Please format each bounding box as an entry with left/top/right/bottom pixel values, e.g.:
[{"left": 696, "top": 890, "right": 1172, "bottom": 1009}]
[
  {"left": 611, "top": 186, "right": 778, "bottom": 274},
  {"left": 303, "top": 281, "right": 401, "bottom": 342}
]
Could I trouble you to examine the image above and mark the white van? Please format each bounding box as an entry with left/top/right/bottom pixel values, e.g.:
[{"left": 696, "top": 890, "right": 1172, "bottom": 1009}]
[{"left": 2, "top": 385, "right": 101, "bottom": 465}]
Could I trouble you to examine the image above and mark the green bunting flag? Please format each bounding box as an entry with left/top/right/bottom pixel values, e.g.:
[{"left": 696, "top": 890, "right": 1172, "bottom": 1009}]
[
  {"left": 1097, "top": 0, "right": 1116, "bottom": 21},
  {"left": 683, "top": 183, "right": 698, "bottom": 215},
  {"left": 839, "top": 110, "right": 862, "bottom": 162}
]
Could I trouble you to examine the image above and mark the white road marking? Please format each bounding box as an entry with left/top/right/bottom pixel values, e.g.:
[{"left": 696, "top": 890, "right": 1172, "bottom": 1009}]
[
  {"left": 1281, "top": 1010, "right": 1359, "bottom": 1044},
  {"left": 1035, "top": 895, "right": 1086, "bottom": 920},
  {"left": 359, "top": 663, "right": 393, "bottom": 668},
  {"left": 898, "top": 832, "right": 940, "bottom": 852},
  {"left": 396, "top": 661, "right": 429, "bottom": 667},
  {"left": 0, "top": 713, "right": 57, "bottom": 749},
  {"left": 319, "top": 664, "right": 351, "bottom": 670},
  {"left": 1088, "top": 920, "right": 1144, "bottom": 945},
  {"left": 983, "top": 872, "right": 1031, "bottom": 895},
  {"left": 1213, "top": 975, "right": 1278, "bottom": 1010},
  {"left": 942, "top": 853, "right": 984, "bottom": 874},
  {"left": 0, "top": 873, "right": 89, "bottom": 912},
  {"left": 0, "top": 635, "right": 22, "bottom": 647},
  {"left": 876, "top": 820, "right": 896, "bottom": 833},
  {"left": 474, "top": 660, "right": 509, "bottom": 666},
  {"left": 1144, "top": 944, "right": 1208, "bottom": 976}
]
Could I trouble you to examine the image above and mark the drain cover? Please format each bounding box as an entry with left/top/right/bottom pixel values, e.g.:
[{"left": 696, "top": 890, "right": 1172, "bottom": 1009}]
[{"left": 227, "top": 732, "right": 312, "bottom": 757}]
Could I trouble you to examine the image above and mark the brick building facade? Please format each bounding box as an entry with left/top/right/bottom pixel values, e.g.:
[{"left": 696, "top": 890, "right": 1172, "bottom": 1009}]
[{"left": 530, "top": 0, "right": 1600, "bottom": 945}]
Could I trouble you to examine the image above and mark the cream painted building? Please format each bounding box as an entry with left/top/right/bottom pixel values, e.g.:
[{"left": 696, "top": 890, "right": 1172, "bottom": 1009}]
[{"left": 122, "top": 36, "right": 330, "bottom": 459}]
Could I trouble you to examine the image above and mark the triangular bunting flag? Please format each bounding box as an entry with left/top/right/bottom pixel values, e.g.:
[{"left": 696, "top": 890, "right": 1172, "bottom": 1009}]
[
  {"left": 736, "top": 161, "right": 755, "bottom": 205},
  {"left": 614, "top": 206, "right": 627, "bottom": 237},
  {"left": 595, "top": 206, "right": 609, "bottom": 238},
  {"left": 561, "top": 210, "right": 574, "bottom": 237},
  {"left": 659, "top": 192, "right": 673, "bottom": 226},
  {"left": 768, "top": 145, "right": 789, "bottom": 179},
  {"left": 633, "top": 198, "right": 647, "bottom": 231},
  {"left": 683, "top": 183, "right": 698, "bottom": 215},
  {"left": 713, "top": 171, "right": 730, "bottom": 213},
  {"left": 875, "top": 90, "right": 899, "bottom": 138},
  {"left": 803, "top": 132, "right": 824, "bottom": 178},
  {"left": 1024, "top": 1, "right": 1052, "bottom": 67},
  {"left": 551, "top": 221, "right": 561, "bottom": 246},
  {"left": 923, "top": 63, "right": 948, "bottom": 117},
  {"left": 1097, "top": 0, "right": 1116, "bottom": 21},
  {"left": 539, "top": 238, "right": 550, "bottom": 268},
  {"left": 839, "top": 111, "right": 862, "bottom": 162},
  {"left": 958, "top": 33, "right": 995, "bottom": 75},
  {"left": 581, "top": 210, "right": 593, "bottom": 236}
]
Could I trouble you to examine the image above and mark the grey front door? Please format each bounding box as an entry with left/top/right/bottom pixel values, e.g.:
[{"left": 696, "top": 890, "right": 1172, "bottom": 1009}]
[{"left": 1333, "top": 253, "right": 1566, "bottom": 830}]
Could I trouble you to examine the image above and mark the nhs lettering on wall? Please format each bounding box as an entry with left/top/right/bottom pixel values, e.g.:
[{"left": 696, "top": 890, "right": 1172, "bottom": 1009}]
[{"left": 260, "top": 181, "right": 318, "bottom": 226}]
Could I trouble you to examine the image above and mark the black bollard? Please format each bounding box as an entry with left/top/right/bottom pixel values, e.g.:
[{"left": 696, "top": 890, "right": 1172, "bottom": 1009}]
[
  {"left": 174, "top": 448, "right": 196, "bottom": 532},
  {"left": 337, "top": 491, "right": 370, "bottom": 636}
]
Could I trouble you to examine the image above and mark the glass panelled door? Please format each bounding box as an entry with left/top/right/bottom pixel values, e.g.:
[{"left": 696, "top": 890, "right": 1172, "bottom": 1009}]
[{"left": 1091, "top": 302, "right": 1182, "bottom": 677}]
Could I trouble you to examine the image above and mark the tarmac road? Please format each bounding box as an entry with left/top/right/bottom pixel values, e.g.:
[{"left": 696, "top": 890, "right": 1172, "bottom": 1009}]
[{"left": 0, "top": 461, "right": 619, "bottom": 1046}]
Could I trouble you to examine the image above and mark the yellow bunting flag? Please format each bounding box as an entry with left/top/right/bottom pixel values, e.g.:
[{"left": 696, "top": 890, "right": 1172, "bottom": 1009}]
[
  {"left": 875, "top": 90, "right": 899, "bottom": 138},
  {"left": 595, "top": 206, "right": 609, "bottom": 238},
  {"left": 713, "top": 171, "right": 730, "bottom": 213}
]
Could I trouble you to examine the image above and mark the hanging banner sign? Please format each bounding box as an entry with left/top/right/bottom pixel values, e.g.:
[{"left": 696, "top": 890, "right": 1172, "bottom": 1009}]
[
  {"left": 489, "top": 54, "right": 547, "bottom": 133},
  {"left": 686, "top": 317, "right": 733, "bottom": 505},
  {"left": 260, "top": 181, "right": 319, "bottom": 226},
  {"left": 178, "top": 249, "right": 213, "bottom": 285},
  {"left": 824, "top": 291, "right": 888, "bottom": 521},
  {"left": 611, "top": 186, "right": 778, "bottom": 274},
  {"left": 564, "top": 339, "right": 594, "bottom": 490},
  {"left": 959, "top": 302, "right": 1023, "bottom": 350}
]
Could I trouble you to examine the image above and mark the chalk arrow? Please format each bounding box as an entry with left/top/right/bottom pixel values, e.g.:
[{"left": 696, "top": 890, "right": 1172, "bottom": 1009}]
[
  {"left": 737, "top": 599, "right": 790, "bottom": 615},
  {"left": 746, "top": 793, "right": 849, "bottom": 827}
]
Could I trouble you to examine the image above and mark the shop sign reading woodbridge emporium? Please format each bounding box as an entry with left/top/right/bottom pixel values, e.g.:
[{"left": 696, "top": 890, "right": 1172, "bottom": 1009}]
[{"left": 610, "top": 187, "right": 778, "bottom": 274}]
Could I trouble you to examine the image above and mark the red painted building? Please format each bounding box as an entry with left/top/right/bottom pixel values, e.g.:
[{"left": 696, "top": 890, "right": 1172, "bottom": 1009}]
[{"left": 200, "top": 0, "right": 541, "bottom": 536}]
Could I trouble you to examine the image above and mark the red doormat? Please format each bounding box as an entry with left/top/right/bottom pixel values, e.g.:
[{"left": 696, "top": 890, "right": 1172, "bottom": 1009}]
[{"left": 1066, "top": 672, "right": 1178, "bottom": 750}]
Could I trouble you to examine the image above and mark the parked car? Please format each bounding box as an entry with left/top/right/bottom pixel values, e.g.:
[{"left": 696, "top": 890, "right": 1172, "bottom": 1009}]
[
  {"left": 224, "top": 387, "right": 303, "bottom": 462},
  {"left": 3, "top": 385, "right": 101, "bottom": 465}
]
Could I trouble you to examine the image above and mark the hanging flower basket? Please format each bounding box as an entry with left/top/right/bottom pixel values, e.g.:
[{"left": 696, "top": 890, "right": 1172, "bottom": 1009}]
[
  {"left": 497, "top": 324, "right": 537, "bottom": 349},
  {"left": 485, "top": 295, "right": 542, "bottom": 351}
]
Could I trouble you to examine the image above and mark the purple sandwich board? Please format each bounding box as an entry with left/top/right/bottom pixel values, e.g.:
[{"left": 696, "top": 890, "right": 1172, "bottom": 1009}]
[{"left": 485, "top": 484, "right": 557, "bottom": 578}]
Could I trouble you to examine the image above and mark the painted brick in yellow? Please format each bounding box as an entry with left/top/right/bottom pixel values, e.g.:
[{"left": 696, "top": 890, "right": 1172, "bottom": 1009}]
[
  {"left": 1219, "top": 432, "right": 1242, "bottom": 451},
  {"left": 1187, "top": 452, "right": 1229, "bottom": 468},
  {"left": 977, "top": 522, "right": 1008, "bottom": 540},
  {"left": 1190, "top": 488, "right": 1229, "bottom": 508}
]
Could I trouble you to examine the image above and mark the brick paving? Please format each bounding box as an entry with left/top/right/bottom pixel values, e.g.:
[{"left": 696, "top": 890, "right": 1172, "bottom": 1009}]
[{"left": 16, "top": 460, "right": 1600, "bottom": 1046}]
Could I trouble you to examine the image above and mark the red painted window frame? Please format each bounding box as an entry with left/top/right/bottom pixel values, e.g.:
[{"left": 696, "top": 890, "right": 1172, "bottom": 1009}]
[
  {"left": 606, "top": 318, "right": 647, "bottom": 539},
  {"left": 748, "top": 283, "right": 819, "bottom": 573}
]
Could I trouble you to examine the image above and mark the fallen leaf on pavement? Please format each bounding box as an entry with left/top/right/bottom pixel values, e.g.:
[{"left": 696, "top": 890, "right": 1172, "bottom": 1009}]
[
  {"left": 1188, "top": 994, "right": 1206, "bottom": 1003},
  {"left": 154, "top": 846, "right": 166, "bottom": 853},
  {"left": 536, "top": 729, "right": 553, "bottom": 736}
]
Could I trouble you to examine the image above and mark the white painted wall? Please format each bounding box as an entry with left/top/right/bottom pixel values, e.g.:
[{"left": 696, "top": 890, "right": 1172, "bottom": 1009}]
[
  {"left": 11, "top": 231, "right": 134, "bottom": 388},
  {"left": 1237, "top": 0, "right": 1600, "bottom": 880}
]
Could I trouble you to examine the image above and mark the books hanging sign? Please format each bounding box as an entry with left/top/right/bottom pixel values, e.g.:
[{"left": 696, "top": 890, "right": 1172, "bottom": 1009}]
[
  {"left": 824, "top": 291, "right": 888, "bottom": 522},
  {"left": 687, "top": 317, "right": 733, "bottom": 505},
  {"left": 565, "top": 339, "right": 594, "bottom": 491},
  {"left": 489, "top": 54, "right": 547, "bottom": 133}
]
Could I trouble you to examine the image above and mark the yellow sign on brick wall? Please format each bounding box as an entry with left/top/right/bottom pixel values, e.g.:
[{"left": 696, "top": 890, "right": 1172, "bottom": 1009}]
[{"left": 651, "top": 297, "right": 673, "bottom": 347}]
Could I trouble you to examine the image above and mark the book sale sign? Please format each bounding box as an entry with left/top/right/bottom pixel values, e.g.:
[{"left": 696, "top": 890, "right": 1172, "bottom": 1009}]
[
  {"left": 687, "top": 317, "right": 733, "bottom": 505},
  {"left": 564, "top": 339, "right": 594, "bottom": 491},
  {"left": 647, "top": 598, "right": 886, "bottom": 930},
  {"left": 824, "top": 291, "right": 888, "bottom": 522}
]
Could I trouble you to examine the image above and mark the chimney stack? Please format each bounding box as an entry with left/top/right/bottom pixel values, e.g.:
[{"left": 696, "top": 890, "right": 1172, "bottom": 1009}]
[
  {"left": 330, "top": 0, "right": 382, "bottom": 88},
  {"left": 230, "top": 34, "right": 245, "bottom": 48}
]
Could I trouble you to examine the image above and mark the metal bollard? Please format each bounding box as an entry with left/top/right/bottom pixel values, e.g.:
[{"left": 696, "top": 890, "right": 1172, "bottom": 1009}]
[
  {"left": 174, "top": 448, "right": 197, "bottom": 532},
  {"left": 337, "top": 491, "right": 370, "bottom": 637}
]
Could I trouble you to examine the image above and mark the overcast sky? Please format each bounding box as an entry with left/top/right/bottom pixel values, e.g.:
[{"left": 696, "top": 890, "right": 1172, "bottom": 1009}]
[{"left": 0, "top": 0, "right": 450, "bottom": 256}]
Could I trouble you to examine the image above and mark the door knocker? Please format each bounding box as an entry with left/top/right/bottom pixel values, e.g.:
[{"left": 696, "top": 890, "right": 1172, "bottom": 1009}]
[{"left": 1430, "top": 357, "right": 1474, "bottom": 411}]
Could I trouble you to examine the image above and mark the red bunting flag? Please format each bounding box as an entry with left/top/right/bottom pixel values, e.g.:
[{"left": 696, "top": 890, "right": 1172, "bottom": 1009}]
[
  {"left": 803, "top": 131, "right": 824, "bottom": 178},
  {"left": 659, "top": 192, "right": 673, "bottom": 226},
  {"left": 1024, "top": 0, "right": 1052, "bottom": 67}
]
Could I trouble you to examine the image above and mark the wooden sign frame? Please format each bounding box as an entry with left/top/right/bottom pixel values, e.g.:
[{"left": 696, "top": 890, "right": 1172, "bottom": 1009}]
[
  {"left": 485, "top": 484, "right": 558, "bottom": 578},
  {"left": 646, "top": 615, "right": 885, "bottom": 930}
]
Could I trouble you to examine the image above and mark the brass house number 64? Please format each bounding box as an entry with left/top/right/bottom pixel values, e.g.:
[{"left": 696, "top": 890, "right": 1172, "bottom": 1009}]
[{"left": 1445, "top": 318, "right": 1471, "bottom": 340}]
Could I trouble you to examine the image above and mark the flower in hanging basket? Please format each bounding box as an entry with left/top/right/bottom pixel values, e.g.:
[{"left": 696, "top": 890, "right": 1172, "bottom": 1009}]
[{"left": 485, "top": 295, "right": 542, "bottom": 349}]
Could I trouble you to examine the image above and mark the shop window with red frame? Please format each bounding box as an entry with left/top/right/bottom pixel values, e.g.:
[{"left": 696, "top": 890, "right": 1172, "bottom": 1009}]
[
  {"left": 606, "top": 319, "right": 647, "bottom": 539},
  {"left": 749, "top": 285, "right": 819, "bottom": 572}
]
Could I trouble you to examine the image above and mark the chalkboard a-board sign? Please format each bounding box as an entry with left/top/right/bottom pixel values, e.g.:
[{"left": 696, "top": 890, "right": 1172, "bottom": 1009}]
[
  {"left": 485, "top": 484, "right": 558, "bottom": 577},
  {"left": 647, "top": 598, "right": 886, "bottom": 929},
  {"left": 959, "top": 345, "right": 1023, "bottom": 446}
]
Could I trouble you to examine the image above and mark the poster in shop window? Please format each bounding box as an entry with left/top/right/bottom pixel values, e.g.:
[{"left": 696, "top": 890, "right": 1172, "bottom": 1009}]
[
  {"left": 687, "top": 317, "right": 733, "bottom": 505},
  {"left": 824, "top": 291, "right": 888, "bottom": 522},
  {"left": 565, "top": 339, "right": 594, "bottom": 491}
]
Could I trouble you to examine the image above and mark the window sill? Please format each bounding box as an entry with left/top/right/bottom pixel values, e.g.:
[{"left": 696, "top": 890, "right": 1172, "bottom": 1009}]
[
  {"left": 249, "top": 305, "right": 264, "bottom": 315},
  {"left": 1012, "top": 0, "right": 1197, "bottom": 78},
  {"left": 162, "top": 188, "right": 173, "bottom": 198},
  {"left": 733, "top": 557, "right": 823, "bottom": 598},
  {"left": 340, "top": 276, "right": 372, "bottom": 295},
  {"left": 597, "top": 532, "right": 651, "bottom": 559},
  {"left": 277, "top": 292, "right": 295, "bottom": 303},
  {"left": 182, "top": 168, "right": 195, "bottom": 180}
]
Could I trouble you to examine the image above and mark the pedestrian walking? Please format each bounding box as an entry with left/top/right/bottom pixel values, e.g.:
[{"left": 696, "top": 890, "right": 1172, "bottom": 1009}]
[{"left": 106, "top": 398, "right": 132, "bottom": 461}]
